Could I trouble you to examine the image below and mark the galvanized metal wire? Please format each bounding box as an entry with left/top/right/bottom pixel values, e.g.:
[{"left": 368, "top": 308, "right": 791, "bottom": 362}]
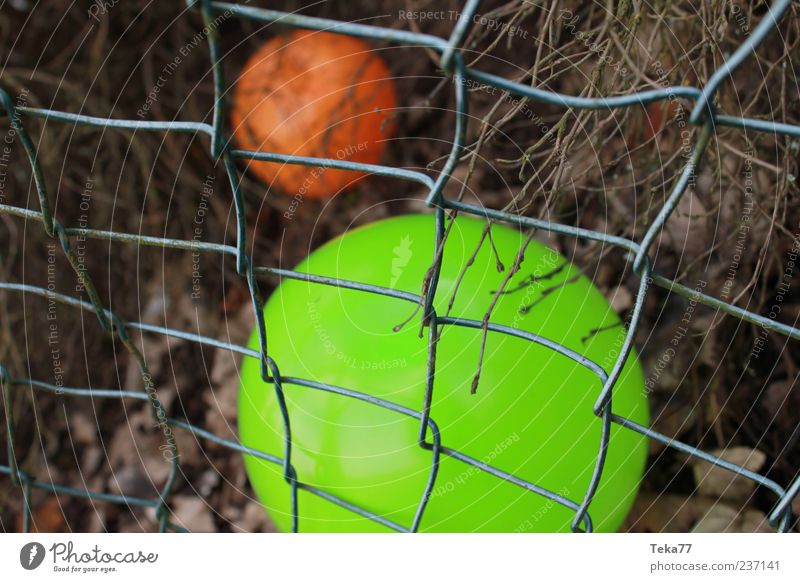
[{"left": 1, "top": 0, "right": 799, "bottom": 532}]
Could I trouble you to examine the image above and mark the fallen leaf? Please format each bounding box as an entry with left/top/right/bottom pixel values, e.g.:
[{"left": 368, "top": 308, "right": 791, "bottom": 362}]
[
  {"left": 166, "top": 497, "right": 216, "bottom": 532},
  {"left": 16, "top": 495, "right": 67, "bottom": 533},
  {"left": 609, "top": 284, "right": 633, "bottom": 312},
  {"left": 624, "top": 493, "right": 714, "bottom": 532},
  {"left": 647, "top": 394, "right": 700, "bottom": 454},
  {"left": 231, "top": 502, "right": 275, "bottom": 533},
  {"left": 69, "top": 412, "right": 98, "bottom": 444},
  {"left": 692, "top": 504, "right": 772, "bottom": 533},
  {"left": 763, "top": 380, "right": 799, "bottom": 418},
  {"left": 692, "top": 446, "right": 766, "bottom": 502},
  {"left": 204, "top": 302, "right": 254, "bottom": 437}
]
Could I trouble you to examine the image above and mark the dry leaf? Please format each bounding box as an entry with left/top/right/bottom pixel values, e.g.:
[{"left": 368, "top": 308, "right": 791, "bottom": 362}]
[
  {"left": 167, "top": 497, "right": 216, "bottom": 532},
  {"left": 661, "top": 180, "right": 710, "bottom": 260},
  {"left": 69, "top": 412, "right": 98, "bottom": 444},
  {"left": 609, "top": 284, "right": 633, "bottom": 312},
  {"left": 763, "top": 380, "right": 798, "bottom": 417},
  {"left": 647, "top": 395, "right": 699, "bottom": 454},
  {"left": 692, "top": 504, "right": 772, "bottom": 533},
  {"left": 204, "top": 302, "right": 254, "bottom": 436},
  {"left": 624, "top": 493, "right": 714, "bottom": 532},
  {"left": 230, "top": 502, "right": 275, "bottom": 533},
  {"left": 692, "top": 446, "right": 766, "bottom": 502},
  {"left": 16, "top": 495, "right": 67, "bottom": 533}
]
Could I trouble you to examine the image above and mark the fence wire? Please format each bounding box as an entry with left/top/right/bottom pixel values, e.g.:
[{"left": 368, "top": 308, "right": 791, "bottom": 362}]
[{"left": 1, "top": 0, "right": 799, "bottom": 532}]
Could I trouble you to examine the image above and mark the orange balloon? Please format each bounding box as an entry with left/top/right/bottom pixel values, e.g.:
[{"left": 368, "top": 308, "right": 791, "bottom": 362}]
[{"left": 231, "top": 30, "right": 397, "bottom": 199}]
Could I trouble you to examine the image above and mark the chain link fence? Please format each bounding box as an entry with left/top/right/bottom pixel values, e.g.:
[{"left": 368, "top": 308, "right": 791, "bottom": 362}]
[{"left": 1, "top": 0, "right": 799, "bottom": 532}]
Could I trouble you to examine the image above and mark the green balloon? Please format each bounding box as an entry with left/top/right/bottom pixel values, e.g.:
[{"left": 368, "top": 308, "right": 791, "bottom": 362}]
[{"left": 239, "top": 213, "right": 648, "bottom": 532}]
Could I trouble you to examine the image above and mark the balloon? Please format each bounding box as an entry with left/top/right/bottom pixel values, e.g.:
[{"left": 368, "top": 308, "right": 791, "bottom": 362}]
[
  {"left": 239, "top": 213, "right": 648, "bottom": 531},
  {"left": 230, "top": 30, "right": 397, "bottom": 199}
]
